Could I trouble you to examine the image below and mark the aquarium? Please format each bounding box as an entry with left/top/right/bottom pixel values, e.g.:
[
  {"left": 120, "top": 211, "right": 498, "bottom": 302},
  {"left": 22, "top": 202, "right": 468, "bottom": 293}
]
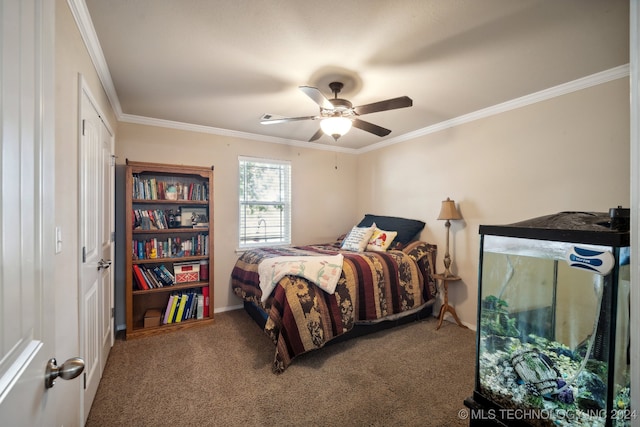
[{"left": 464, "top": 210, "right": 631, "bottom": 427}]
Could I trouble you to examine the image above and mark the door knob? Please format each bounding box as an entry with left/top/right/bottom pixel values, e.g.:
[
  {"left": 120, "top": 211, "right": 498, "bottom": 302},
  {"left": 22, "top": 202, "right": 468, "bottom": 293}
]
[
  {"left": 97, "top": 259, "right": 112, "bottom": 270},
  {"left": 45, "top": 357, "right": 85, "bottom": 389}
]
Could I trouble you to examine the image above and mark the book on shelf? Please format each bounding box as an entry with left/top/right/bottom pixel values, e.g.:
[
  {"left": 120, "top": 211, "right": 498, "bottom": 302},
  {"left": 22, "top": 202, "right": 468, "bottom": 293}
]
[
  {"left": 159, "top": 264, "right": 176, "bottom": 283},
  {"left": 133, "top": 209, "right": 168, "bottom": 231},
  {"left": 156, "top": 180, "right": 164, "bottom": 200},
  {"left": 188, "top": 291, "right": 199, "bottom": 320},
  {"left": 150, "top": 178, "right": 158, "bottom": 200},
  {"left": 175, "top": 294, "right": 188, "bottom": 322},
  {"left": 149, "top": 266, "right": 163, "bottom": 288},
  {"left": 159, "top": 290, "right": 203, "bottom": 324},
  {"left": 196, "top": 293, "right": 204, "bottom": 319},
  {"left": 141, "top": 266, "right": 161, "bottom": 288},
  {"left": 185, "top": 291, "right": 200, "bottom": 321},
  {"left": 143, "top": 267, "right": 157, "bottom": 289},
  {"left": 148, "top": 210, "right": 159, "bottom": 229},
  {"left": 151, "top": 266, "right": 166, "bottom": 287},
  {"left": 163, "top": 295, "right": 175, "bottom": 324},
  {"left": 153, "top": 265, "right": 173, "bottom": 286},
  {"left": 139, "top": 210, "right": 151, "bottom": 230},
  {"left": 132, "top": 174, "right": 209, "bottom": 201},
  {"left": 166, "top": 294, "right": 180, "bottom": 324},
  {"left": 131, "top": 233, "right": 208, "bottom": 261},
  {"left": 202, "top": 286, "right": 209, "bottom": 318},
  {"left": 183, "top": 292, "right": 194, "bottom": 321},
  {"left": 132, "top": 265, "right": 149, "bottom": 290}
]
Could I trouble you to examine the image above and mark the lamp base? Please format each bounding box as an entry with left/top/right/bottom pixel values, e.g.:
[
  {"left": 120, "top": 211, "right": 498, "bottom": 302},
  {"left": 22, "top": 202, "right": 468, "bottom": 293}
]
[{"left": 443, "top": 246, "right": 453, "bottom": 277}]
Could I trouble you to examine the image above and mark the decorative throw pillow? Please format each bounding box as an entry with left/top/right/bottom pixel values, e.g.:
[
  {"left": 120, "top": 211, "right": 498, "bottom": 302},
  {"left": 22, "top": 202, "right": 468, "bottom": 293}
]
[
  {"left": 366, "top": 227, "right": 398, "bottom": 252},
  {"left": 357, "top": 214, "right": 425, "bottom": 245},
  {"left": 341, "top": 224, "right": 375, "bottom": 252}
]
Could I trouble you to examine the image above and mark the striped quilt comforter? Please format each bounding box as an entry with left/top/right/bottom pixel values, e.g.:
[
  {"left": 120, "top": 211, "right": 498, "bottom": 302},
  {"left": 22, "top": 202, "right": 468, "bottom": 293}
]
[{"left": 231, "top": 241, "right": 437, "bottom": 373}]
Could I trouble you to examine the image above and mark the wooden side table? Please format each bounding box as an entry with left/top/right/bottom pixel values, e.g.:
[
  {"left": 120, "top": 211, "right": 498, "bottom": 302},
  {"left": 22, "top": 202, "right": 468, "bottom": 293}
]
[{"left": 433, "top": 273, "right": 466, "bottom": 330}]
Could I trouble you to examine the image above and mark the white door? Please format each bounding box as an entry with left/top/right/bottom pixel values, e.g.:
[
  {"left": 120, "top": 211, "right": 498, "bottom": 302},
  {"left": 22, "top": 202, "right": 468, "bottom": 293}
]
[
  {"left": 0, "top": 0, "right": 61, "bottom": 425},
  {"left": 79, "top": 84, "right": 114, "bottom": 422}
]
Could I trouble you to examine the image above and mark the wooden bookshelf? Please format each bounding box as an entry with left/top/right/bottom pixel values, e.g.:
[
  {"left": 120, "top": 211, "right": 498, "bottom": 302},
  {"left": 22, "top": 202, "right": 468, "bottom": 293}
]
[{"left": 125, "top": 160, "right": 214, "bottom": 339}]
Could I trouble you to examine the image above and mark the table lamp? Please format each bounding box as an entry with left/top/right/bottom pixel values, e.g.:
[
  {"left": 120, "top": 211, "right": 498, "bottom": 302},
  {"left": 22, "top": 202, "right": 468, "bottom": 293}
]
[{"left": 437, "top": 197, "right": 462, "bottom": 277}]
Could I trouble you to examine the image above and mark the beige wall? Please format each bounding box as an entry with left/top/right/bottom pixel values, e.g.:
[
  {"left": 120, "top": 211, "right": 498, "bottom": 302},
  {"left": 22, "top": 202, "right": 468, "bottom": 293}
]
[
  {"left": 357, "top": 78, "right": 630, "bottom": 328},
  {"left": 114, "top": 123, "right": 359, "bottom": 311},
  {"left": 54, "top": 0, "right": 119, "bottom": 424}
]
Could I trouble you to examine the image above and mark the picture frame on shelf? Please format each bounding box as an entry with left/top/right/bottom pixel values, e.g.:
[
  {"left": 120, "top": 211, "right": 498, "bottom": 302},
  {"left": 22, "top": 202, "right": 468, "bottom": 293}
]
[{"left": 180, "top": 206, "right": 208, "bottom": 228}]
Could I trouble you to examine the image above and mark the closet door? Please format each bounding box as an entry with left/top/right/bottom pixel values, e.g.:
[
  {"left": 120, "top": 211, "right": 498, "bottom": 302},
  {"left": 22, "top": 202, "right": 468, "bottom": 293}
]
[{"left": 79, "top": 83, "right": 115, "bottom": 422}]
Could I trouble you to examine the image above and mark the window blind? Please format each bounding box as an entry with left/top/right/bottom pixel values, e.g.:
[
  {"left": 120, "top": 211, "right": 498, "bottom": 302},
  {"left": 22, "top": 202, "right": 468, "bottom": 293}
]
[{"left": 238, "top": 157, "right": 291, "bottom": 248}]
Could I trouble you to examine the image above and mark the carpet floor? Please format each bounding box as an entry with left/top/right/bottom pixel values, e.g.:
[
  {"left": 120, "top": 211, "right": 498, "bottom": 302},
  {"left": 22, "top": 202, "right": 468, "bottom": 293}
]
[{"left": 86, "top": 309, "right": 476, "bottom": 427}]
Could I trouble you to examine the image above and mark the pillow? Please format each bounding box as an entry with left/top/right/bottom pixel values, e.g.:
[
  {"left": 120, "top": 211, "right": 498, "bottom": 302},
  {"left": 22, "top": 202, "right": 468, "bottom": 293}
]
[
  {"left": 341, "top": 224, "right": 375, "bottom": 252},
  {"left": 367, "top": 227, "right": 398, "bottom": 252},
  {"left": 357, "top": 214, "right": 425, "bottom": 245}
]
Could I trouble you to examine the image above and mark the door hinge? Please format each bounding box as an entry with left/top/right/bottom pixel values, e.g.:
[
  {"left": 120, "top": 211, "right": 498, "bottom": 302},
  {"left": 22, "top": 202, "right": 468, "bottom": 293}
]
[
  {"left": 82, "top": 119, "right": 85, "bottom": 136},
  {"left": 82, "top": 246, "right": 86, "bottom": 263},
  {"left": 110, "top": 154, "right": 116, "bottom": 167},
  {"left": 111, "top": 307, "right": 115, "bottom": 318},
  {"left": 83, "top": 372, "right": 86, "bottom": 390},
  {"left": 111, "top": 231, "right": 116, "bottom": 242}
]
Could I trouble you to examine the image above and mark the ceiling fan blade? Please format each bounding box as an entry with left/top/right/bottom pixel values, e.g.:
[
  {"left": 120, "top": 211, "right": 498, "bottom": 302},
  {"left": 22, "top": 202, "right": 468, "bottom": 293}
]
[
  {"left": 260, "top": 114, "right": 318, "bottom": 125},
  {"left": 352, "top": 118, "right": 392, "bottom": 137},
  {"left": 308, "top": 128, "right": 324, "bottom": 142},
  {"left": 354, "top": 96, "right": 413, "bottom": 115},
  {"left": 299, "top": 86, "right": 334, "bottom": 110}
]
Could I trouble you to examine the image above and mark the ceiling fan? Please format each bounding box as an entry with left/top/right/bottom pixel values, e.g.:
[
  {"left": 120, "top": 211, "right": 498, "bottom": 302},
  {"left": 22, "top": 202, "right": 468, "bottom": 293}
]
[{"left": 260, "top": 82, "right": 413, "bottom": 142}]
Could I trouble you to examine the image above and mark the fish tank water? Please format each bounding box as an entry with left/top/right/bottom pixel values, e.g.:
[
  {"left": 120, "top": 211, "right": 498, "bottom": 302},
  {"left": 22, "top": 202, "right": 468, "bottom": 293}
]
[{"left": 464, "top": 210, "right": 632, "bottom": 427}]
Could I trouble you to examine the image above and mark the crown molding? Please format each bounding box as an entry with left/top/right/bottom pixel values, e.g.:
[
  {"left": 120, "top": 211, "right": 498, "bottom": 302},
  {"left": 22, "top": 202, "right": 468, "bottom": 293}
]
[
  {"left": 119, "top": 114, "right": 358, "bottom": 154},
  {"left": 67, "top": 0, "right": 123, "bottom": 117},
  {"left": 70, "top": 1, "right": 629, "bottom": 155}
]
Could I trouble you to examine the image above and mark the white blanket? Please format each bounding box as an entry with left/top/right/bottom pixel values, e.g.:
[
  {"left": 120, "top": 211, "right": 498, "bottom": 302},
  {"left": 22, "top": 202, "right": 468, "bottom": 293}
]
[{"left": 258, "top": 254, "right": 344, "bottom": 302}]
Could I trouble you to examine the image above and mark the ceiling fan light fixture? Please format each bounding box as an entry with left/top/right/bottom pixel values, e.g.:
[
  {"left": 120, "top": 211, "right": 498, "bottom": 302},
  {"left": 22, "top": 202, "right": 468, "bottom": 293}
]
[
  {"left": 320, "top": 116, "right": 352, "bottom": 141},
  {"left": 262, "top": 82, "right": 412, "bottom": 142}
]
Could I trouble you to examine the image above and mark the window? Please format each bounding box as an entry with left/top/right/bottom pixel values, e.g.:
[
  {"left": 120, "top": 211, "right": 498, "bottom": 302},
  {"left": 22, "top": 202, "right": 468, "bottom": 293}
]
[{"left": 239, "top": 157, "right": 291, "bottom": 248}]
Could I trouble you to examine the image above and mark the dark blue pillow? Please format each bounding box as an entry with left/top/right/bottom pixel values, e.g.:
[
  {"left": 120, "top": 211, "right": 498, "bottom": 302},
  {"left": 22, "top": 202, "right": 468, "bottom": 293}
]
[{"left": 356, "top": 214, "right": 425, "bottom": 245}]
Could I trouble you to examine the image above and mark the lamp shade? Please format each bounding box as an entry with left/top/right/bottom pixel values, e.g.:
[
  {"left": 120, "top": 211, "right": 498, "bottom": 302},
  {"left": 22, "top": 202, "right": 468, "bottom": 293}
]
[
  {"left": 320, "top": 117, "right": 352, "bottom": 140},
  {"left": 437, "top": 197, "right": 462, "bottom": 221}
]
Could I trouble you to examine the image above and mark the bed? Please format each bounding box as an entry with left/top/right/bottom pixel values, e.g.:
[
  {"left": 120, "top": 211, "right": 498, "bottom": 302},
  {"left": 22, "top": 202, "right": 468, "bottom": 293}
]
[{"left": 231, "top": 214, "right": 438, "bottom": 373}]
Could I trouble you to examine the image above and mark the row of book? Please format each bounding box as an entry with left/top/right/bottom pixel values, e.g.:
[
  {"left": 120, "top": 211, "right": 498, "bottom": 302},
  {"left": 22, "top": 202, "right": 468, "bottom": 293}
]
[
  {"left": 132, "top": 175, "right": 208, "bottom": 201},
  {"left": 132, "top": 234, "right": 208, "bottom": 260},
  {"left": 133, "top": 208, "right": 172, "bottom": 230},
  {"left": 133, "top": 264, "right": 176, "bottom": 290},
  {"left": 163, "top": 288, "right": 209, "bottom": 324}
]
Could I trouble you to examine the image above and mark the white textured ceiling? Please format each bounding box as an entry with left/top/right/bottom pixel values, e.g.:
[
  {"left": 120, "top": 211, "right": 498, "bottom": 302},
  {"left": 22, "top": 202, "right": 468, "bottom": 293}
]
[{"left": 83, "top": 0, "right": 629, "bottom": 151}]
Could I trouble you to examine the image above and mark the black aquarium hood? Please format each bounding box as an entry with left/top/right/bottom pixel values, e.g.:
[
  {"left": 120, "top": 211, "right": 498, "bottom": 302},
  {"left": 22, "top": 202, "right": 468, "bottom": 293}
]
[{"left": 479, "top": 208, "right": 630, "bottom": 247}]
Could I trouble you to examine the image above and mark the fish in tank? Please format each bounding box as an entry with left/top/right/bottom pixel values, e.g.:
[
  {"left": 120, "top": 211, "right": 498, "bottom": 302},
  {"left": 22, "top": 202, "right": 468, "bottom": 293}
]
[{"left": 465, "top": 210, "right": 632, "bottom": 427}]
